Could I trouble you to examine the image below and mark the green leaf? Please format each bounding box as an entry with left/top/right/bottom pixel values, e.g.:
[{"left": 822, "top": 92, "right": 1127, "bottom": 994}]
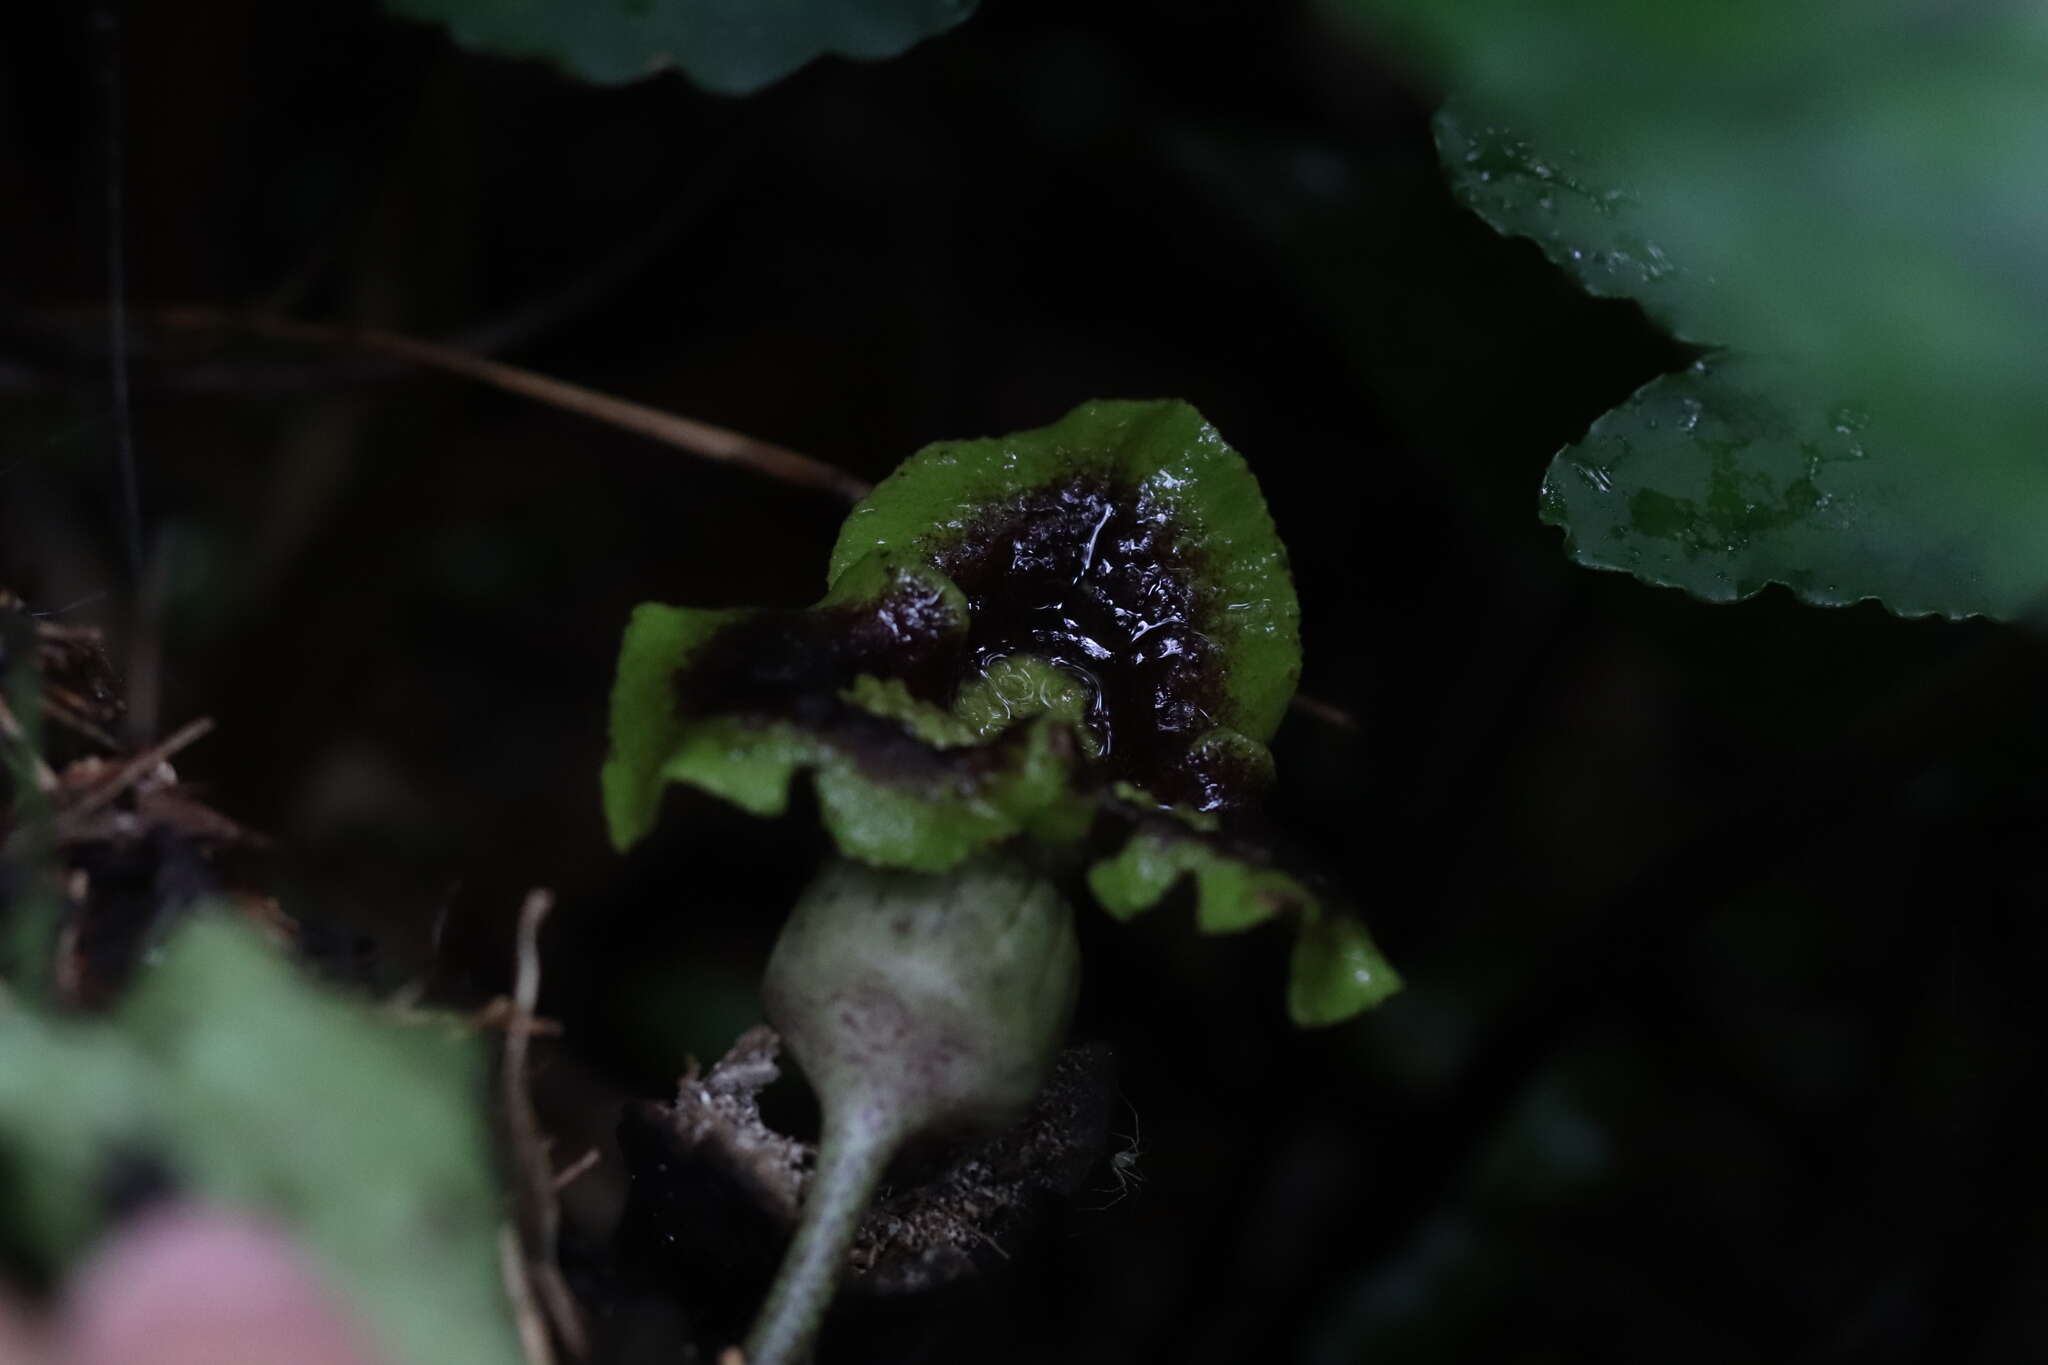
[
  {"left": 383, "top": 0, "right": 977, "bottom": 95},
  {"left": 0, "top": 916, "right": 520, "bottom": 1365},
  {"left": 1537, "top": 357, "right": 1945, "bottom": 609},
  {"left": 1340, "top": 2, "right": 2048, "bottom": 619}
]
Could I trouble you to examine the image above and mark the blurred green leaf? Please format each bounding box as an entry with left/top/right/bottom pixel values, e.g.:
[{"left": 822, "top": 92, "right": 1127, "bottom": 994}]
[
  {"left": 383, "top": 0, "right": 977, "bottom": 95},
  {"left": 1341, "top": 1, "right": 2048, "bottom": 619},
  {"left": 1289, "top": 911, "right": 1403, "bottom": 1027},
  {"left": 1537, "top": 356, "right": 1924, "bottom": 608},
  {"left": 0, "top": 916, "right": 520, "bottom": 1365}
]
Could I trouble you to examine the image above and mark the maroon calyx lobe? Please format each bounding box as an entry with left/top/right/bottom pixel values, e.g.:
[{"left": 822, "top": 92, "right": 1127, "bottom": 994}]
[
  {"left": 665, "top": 576, "right": 999, "bottom": 787},
  {"left": 660, "top": 476, "right": 1271, "bottom": 815},
  {"left": 675, "top": 578, "right": 964, "bottom": 720},
  {"left": 933, "top": 477, "right": 1263, "bottom": 813}
]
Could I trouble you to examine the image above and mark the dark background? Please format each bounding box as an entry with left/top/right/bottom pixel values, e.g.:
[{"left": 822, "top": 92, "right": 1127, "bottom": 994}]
[{"left": 4, "top": 1, "right": 2047, "bottom": 1360}]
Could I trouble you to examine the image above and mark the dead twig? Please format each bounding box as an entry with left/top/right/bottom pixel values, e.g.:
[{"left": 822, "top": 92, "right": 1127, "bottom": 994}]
[
  {"left": 149, "top": 307, "right": 873, "bottom": 504},
  {"left": 471, "top": 994, "right": 566, "bottom": 1037},
  {"left": 53, "top": 716, "right": 213, "bottom": 830},
  {"left": 499, "top": 1223, "right": 556, "bottom": 1365},
  {"left": 553, "top": 1147, "right": 601, "bottom": 1192},
  {"left": 502, "top": 889, "right": 590, "bottom": 1359},
  {"left": 1288, "top": 691, "right": 1360, "bottom": 730}
]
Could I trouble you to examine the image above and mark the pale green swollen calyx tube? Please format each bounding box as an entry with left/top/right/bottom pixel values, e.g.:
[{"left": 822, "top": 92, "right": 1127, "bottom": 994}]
[{"left": 743, "top": 855, "right": 1080, "bottom": 1365}]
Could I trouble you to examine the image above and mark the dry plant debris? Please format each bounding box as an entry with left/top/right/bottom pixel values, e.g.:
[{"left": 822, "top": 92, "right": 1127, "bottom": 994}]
[
  {"left": 622, "top": 1034, "right": 1115, "bottom": 1303},
  {"left": 4, "top": 589, "right": 280, "bottom": 1007}
]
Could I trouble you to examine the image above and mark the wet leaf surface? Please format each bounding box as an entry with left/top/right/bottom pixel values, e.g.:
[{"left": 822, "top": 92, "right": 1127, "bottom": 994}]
[{"left": 1346, "top": 4, "right": 2048, "bottom": 619}]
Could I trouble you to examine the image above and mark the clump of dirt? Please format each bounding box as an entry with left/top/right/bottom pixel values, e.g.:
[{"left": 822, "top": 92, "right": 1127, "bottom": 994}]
[
  {"left": 661, "top": 1025, "right": 810, "bottom": 1222},
  {"left": 618, "top": 1034, "right": 1116, "bottom": 1305},
  {"left": 849, "top": 1043, "right": 1115, "bottom": 1292}
]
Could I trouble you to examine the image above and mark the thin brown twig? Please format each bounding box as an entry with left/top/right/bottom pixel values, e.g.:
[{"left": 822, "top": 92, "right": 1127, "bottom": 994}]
[
  {"left": 552, "top": 1147, "right": 601, "bottom": 1192},
  {"left": 471, "top": 994, "right": 566, "bottom": 1037},
  {"left": 149, "top": 307, "right": 874, "bottom": 504},
  {"left": 503, "top": 888, "right": 590, "bottom": 1360},
  {"left": 55, "top": 716, "right": 213, "bottom": 828},
  {"left": 85, "top": 307, "right": 1367, "bottom": 728},
  {"left": 1288, "top": 691, "right": 1360, "bottom": 730},
  {"left": 499, "top": 1223, "right": 556, "bottom": 1365},
  {"left": 39, "top": 684, "right": 123, "bottom": 750},
  {"left": 32, "top": 623, "right": 110, "bottom": 643}
]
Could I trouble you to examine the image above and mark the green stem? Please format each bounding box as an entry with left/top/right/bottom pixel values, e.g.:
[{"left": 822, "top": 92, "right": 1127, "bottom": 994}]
[{"left": 743, "top": 1108, "right": 901, "bottom": 1365}]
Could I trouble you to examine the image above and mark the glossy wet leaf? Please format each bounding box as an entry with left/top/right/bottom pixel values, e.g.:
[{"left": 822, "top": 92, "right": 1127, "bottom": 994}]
[
  {"left": 1341, "top": 2, "right": 2048, "bottom": 619},
  {"left": 0, "top": 916, "right": 521, "bottom": 1365},
  {"left": 1536, "top": 356, "right": 1969, "bottom": 609},
  {"left": 383, "top": 0, "right": 976, "bottom": 95}
]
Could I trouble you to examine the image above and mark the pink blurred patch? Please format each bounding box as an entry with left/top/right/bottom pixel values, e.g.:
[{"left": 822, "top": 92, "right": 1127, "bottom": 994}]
[
  {"left": 0, "top": 1292, "right": 49, "bottom": 1365},
  {"left": 56, "top": 1208, "right": 388, "bottom": 1365}
]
